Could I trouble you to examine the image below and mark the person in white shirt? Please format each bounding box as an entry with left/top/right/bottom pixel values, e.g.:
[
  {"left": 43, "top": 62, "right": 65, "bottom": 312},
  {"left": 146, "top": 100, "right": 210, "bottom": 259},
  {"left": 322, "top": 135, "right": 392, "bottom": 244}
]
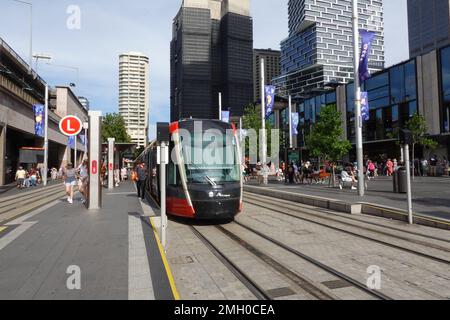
[{"left": 340, "top": 167, "right": 358, "bottom": 190}]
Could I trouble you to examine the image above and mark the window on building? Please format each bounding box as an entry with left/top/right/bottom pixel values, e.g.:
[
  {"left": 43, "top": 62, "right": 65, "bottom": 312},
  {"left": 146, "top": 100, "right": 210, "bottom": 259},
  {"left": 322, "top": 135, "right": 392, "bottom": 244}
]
[{"left": 441, "top": 46, "right": 450, "bottom": 133}]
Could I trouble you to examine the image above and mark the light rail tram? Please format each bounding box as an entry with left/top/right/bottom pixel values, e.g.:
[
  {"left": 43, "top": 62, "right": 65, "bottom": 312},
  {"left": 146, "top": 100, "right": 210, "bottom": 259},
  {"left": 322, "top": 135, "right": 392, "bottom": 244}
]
[{"left": 136, "top": 119, "right": 243, "bottom": 220}]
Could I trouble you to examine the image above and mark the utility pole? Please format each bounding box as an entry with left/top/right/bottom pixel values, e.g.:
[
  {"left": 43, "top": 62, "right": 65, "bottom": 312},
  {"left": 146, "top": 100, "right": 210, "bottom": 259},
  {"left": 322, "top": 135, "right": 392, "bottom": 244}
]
[
  {"left": 43, "top": 84, "right": 49, "bottom": 186},
  {"left": 352, "top": 0, "right": 365, "bottom": 196},
  {"left": 13, "top": 0, "right": 33, "bottom": 74},
  {"left": 219, "top": 92, "right": 222, "bottom": 121},
  {"left": 288, "top": 95, "right": 293, "bottom": 149},
  {"left": 260, "top": 58, "right": 268, "bottom": 186}
]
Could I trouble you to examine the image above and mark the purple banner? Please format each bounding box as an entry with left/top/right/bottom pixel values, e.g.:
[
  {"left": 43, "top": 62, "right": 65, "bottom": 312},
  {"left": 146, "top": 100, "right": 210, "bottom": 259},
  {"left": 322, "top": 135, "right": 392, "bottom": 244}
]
[
  {"left": 361, "top": 92, "right": 370, "bottom": 121},
  {"left": 359, "top": 29, "right": 376, "bottom": 83},
  {"left": 68, "top": 135, "right": 75, "bottom": 149},
  {"left": 292, "top": 113, "right": 299, "bottom": 135},
  {"left": 221, "top": 111, "right": 230, "bottom": 123},
  {"left": 265, "top": 85, "right": 276, "bottom": 118},
  {"left": 32, "top": 104, "right": 45, "bottom": 137}
]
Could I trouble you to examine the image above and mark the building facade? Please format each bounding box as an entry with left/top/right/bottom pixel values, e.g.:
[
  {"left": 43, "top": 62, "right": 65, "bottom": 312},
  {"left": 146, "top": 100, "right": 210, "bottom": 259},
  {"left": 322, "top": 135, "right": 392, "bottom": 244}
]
[
  {"left": 278, "top": 44, "right": 450, "bottom": 165},
  {"left": 253, "top": 49, "right": 281, "bottom": 102},
  {"left": 119, "top": 52, "right": 150, "bottom": 148},
  {"left": 0, "top": 37, "right": 87, "bottom": 186},
  {"left": 78, "top": 96, "right": 90, "bottom": 111},
  {"left": 274, "top": 0, "right": 385, "bottom": 98},
  {"left": 170, "top": 0, "right": 253, "bottom": 122},
  {"left": 407, "top": 0, "right": 450, "bottom": 58}
]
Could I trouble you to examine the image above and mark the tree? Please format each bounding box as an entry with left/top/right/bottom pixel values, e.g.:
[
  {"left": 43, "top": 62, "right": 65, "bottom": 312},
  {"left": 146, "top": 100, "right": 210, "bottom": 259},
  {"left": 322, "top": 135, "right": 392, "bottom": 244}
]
[
  {"left": 242, "top": 104, "right": 273, "bottom": 161},
  {"left": 405, "top": 114, "right": 438, "bottom": 178},
  {"left": 305, "top": 105, "right": 351, "bottom": 185},
  {"left": 101, "top": 113, "right": 131, "bottom": 143}
]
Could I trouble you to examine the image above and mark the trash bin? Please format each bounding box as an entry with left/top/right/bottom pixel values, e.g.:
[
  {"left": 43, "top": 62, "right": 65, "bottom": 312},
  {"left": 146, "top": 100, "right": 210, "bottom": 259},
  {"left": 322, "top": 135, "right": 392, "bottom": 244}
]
[
  {"left": 397, "top": 167, "right": 408, "bottom": 194},
  {"left": 393, "top": 169, "right": 398, "bottom": 193}
]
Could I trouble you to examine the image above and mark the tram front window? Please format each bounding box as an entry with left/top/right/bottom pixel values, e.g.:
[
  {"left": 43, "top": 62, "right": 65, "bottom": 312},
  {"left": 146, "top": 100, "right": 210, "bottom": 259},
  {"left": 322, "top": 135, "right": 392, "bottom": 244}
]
[{"left": 181, "top": 133, "right": 240, "bottom": 184}]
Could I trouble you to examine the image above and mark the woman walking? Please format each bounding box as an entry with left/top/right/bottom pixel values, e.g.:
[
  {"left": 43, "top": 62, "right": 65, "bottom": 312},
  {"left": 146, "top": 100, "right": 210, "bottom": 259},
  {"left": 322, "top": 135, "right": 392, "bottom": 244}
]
[{"left": 63, "top": 163, "right": 77, "bottom": 204}]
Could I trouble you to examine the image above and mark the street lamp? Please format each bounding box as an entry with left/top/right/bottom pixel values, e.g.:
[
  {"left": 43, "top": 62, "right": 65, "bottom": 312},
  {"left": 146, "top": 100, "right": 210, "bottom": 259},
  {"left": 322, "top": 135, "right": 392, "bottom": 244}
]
[
  {"left": 352, "top": 0, "right": 365, "bottom": 197},
  {"left": 12, "top": 0, "right": 33, "bottom": 74},
  {"left": 32, "top": 53, "right": 52, "bottom": 74}
]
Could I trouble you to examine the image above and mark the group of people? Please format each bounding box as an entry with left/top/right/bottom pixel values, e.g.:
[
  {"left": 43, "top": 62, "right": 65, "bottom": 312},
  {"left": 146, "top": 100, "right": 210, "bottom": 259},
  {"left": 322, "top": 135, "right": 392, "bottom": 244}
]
[
  {"left": 14, "top": 166, "right": 42, "bottom": 189},
  {"left": 415, "top": 155, "right": 449, "bottom": 177},
  {"left": 100, "top": 163, "right": 130, "bottom": 187}
]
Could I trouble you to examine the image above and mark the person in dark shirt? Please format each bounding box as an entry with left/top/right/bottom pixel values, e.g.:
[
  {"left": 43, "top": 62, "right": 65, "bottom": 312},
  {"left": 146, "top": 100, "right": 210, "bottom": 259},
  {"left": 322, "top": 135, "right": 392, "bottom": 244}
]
[{"left": 135, "top": 163, "right": 148, "bottom": 200}]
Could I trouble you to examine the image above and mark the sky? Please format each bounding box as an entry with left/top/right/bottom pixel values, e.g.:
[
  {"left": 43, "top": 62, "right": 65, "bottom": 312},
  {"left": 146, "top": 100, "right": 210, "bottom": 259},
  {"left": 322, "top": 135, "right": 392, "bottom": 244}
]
[{"left": 0, "top": 0, "right": 409, "bottom": 140}]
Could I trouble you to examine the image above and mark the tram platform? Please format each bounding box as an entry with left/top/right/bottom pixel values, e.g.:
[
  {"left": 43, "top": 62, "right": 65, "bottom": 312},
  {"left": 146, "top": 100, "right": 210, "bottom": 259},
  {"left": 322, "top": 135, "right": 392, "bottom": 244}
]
[
  {"left": 245, "top": 176, "right": 450, "bottom": 228},
  {"left": 0, "top": 181, "right": 178, "bottom": 300}
]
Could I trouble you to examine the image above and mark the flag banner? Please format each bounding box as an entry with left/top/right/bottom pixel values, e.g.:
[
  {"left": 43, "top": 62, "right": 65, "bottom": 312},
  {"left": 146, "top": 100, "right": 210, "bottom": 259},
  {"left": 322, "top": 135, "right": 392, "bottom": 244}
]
[
  {"left": 361, "top": 92, "right": 370, "bottom": 121},
  {"left": 292, "top": 113, "right": 299, "bottom": 135},
  {"left": 79, "top": 134, "right": 85, "bottom": 146},
  {"left": 221, "top": 111, "right": 230, "bottom": 123},
  {"left": 32, "top": 104, "right": 45, "bottom": 137},
  {"left": 359, "top": 29, "right": 376, "bottom": 83},
  {"left": 265, "top": 85, "right": 276, "bottom": 118},
  {"left": 68, "top": 135, "right": 75, "bottom": 149}
]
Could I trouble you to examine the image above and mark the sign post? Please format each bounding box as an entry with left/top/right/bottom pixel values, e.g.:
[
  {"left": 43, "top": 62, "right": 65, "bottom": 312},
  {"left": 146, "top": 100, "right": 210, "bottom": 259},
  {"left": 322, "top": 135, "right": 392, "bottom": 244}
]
[
  {"left": 43, "top": 84, "right": 49, "bottom": 186},
  {"left": 59, "top": 115, "right": 83, "bottom": 168},
  {"left": 88, "top": 111, "right": 102, "bottom": 210},
  {"left": 108, "top": 138, "right": 115, "bottom": 189},
  {"left": 157, "top": 123, "right": 170, "bottom": 251},
  {"left": 400, "top": 129, "right": 414, "bottom": 225}
]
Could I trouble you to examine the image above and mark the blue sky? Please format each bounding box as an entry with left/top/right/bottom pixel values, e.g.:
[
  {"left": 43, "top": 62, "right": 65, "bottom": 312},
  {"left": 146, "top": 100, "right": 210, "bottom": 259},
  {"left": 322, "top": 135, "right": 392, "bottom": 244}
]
[{"left": 0, "top": 0, "right": 409, "bottom": 139}]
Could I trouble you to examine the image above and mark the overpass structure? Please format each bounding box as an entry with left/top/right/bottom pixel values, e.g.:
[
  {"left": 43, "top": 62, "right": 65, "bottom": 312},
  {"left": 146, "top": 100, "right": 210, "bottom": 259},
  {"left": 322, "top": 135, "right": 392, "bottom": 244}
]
[{"left": 0, "top": 37, "right": 87, "bottom": 186}]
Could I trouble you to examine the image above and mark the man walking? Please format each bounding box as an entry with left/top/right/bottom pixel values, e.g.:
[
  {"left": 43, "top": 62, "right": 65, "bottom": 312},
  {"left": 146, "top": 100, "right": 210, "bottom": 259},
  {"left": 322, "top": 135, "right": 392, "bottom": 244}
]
[{"left": 135, "top": 163, "right": 147, "bottom": 200}]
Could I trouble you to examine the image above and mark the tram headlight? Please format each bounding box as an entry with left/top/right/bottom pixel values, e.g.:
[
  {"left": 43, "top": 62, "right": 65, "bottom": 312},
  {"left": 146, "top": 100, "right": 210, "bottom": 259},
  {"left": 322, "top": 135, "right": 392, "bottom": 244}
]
[{"left": 208, "top": 192, "right": 214, "bottom": 198}]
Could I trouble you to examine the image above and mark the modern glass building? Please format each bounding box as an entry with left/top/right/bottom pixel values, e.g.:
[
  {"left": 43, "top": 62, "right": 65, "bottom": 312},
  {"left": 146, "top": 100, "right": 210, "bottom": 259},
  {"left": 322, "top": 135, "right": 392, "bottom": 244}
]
[
  {"left": 170, "top": 0, "right": 253, "bottom": 122},
  {"left": 408, "top": 0, "right": 450, "bottom": 58},
  {"left": 273, "top": 0, "right": 385, "bottom": 97},
  {"left": 273, "top": 43, "right": 450, "bottom": 162}
]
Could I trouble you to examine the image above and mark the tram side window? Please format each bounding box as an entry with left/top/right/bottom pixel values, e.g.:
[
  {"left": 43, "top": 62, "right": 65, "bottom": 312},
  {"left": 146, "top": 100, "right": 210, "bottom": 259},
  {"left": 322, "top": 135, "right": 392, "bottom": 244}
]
[{"left": 168, "top": 163, "right": 182, "bottom": 186}]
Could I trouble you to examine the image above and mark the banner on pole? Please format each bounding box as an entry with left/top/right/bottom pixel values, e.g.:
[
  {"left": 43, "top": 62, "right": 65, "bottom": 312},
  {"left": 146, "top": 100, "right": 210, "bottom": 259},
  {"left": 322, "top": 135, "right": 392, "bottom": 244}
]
[
  {"left": 361, "top": 92, "right": 370, "bottom": 121},
  {"left": 221, "top": 111, "right": 230, "bottom": 123},
  {"left": 359, "top": 29, "right": 376, "bottom": 83},
  {"left": 68, "top": 135, "right": 75, "bottom": 149},
  {"left": 265, "top": 85, "right": 276, "bottom": 118},
  {"left": 32, "top": 104, "right": 45, "bottom": 137},
  {"left": 292, "top": 113, "right": 299, "bottom": 135}
]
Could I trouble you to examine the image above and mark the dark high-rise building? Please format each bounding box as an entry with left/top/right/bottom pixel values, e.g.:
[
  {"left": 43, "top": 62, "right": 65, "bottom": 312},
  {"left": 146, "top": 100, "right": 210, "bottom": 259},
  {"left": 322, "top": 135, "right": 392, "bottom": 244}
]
[
  {"left": 253, "top": 49, "right": 281, "bottom": 102},
  {"left": 407, "top": 0, "right": 450, "bottom": 58},
  {"left": 170, "top": 0, "right": 253, "bottom": 122}
]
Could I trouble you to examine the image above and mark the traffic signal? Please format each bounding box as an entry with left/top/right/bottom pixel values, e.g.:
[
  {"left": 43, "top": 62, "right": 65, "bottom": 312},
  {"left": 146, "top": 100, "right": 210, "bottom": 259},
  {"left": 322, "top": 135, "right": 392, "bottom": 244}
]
[
  {"left": 399, "top": 129, "right": 413, "bottom": 145},
  {"left": 157, "top": 122, "right": 170, "bottom": 143}
]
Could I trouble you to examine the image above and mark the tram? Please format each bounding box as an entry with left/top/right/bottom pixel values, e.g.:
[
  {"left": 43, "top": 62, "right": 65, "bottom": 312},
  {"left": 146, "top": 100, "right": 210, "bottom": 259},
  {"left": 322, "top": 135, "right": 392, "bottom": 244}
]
[{"left": 136, "top": 119, "right": 243, "bottom": 220}]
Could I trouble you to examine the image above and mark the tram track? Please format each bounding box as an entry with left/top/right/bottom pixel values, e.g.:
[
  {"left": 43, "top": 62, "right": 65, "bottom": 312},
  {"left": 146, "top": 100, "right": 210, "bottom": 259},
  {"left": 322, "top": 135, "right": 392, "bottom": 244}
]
[
  {"left": 191, "top": 223, "right": 391, "bottom": 300},
  {"left": 244, "top": 193, "right": 450, "bottom": 265},
  {"left": 0, "top": 185, "right": 68, "bottom": 225}
]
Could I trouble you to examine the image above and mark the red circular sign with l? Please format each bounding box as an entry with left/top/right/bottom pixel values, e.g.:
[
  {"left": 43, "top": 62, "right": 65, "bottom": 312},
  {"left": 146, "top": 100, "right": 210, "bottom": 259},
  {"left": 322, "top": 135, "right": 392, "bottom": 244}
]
[{"left": 59, "top": 116, "right": 83, "bottom": 137}]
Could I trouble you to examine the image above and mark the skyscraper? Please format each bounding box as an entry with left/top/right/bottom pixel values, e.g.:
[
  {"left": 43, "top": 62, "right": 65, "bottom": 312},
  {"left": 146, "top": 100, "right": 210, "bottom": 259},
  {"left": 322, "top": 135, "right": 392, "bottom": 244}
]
[
  {"left": 407, "top": 0, "right": 450, "bottom": 58},
  {"left": 119, "top": 52, "right": 150, "bottom": 148},
  {"left": 170, "top": 0, "right": 253, "bottom": 122},
  {"left": 253, "top": 49, "right": 281, "bottom": 102},
  {"left": 274, "top": 0, "right": 385, "bottom": 98}
]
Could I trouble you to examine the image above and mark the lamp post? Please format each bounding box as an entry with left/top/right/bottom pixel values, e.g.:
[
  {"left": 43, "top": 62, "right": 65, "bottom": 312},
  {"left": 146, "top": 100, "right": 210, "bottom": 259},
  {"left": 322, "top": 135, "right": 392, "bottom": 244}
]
[
  {"left": 12, "top": 0, "right": 33, "bottom": 74},
  {"left": 352, "top": 0, "right": 365, "bottom": 197},
  {"left": 33, "top": 54, "right": 52, "bottom": 73}
]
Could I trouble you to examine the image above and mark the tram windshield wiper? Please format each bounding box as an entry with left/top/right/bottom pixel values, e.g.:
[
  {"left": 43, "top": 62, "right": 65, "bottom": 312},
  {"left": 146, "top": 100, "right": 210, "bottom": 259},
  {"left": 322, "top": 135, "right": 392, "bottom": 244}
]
[{"left": 205, "top": 175, "right": 217, "bottom": 186}]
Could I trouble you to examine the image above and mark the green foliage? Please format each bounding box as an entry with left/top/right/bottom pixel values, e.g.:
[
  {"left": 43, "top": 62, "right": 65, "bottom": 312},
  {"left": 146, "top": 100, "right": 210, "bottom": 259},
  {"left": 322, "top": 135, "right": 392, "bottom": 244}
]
[
  {"left": 101, "top": 113, "right": 131, "bottom": 143},
  {"left": 242, "top": 104, "right": 273, "bottom": 159},
  {"left": 405, "top": 114, "right": 438, "bottom": 150},
  {"left": 305, "top": 105, "right": 351, "bottom": 162}
]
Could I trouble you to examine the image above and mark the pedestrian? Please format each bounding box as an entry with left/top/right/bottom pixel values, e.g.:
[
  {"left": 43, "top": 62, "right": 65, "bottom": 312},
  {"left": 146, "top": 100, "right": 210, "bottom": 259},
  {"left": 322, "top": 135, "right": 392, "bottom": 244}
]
[
  {"left": 386, "top": 159, "right": 394, "bottom": 177},
  {"left": 135, "top": 162, "right": 148, "bottom": 200},
  {"left": 340, "top": 166, "right": 358, "bottom": 190},
  {"left": 442, "top": 156, "right": 449, "bottom": 177},
  {"left": 114, "top": 166, "right": 120, "bottom": 187},
  {"left": 15, "top": 166, "right": 27, "bottom": 189},
  {"left": 121, "top": 167, "right": 128, "bottom": 181},
  {"left": 77, "top": 160, "right": 89, "bottom": 204},
  {"left": 51, "top": 167, "right": 58, "bottom": 181},
  {"left": 367, "top": 160, "right": 376, "bottom": 180},
  {"left": 421, "top": 158, "right": 429, "bottom": 177},
  {"left": 63, "top": 163, "right": 77, "bottom": 204},
  {"left": 29, "top": 168, "right": 38, "bottom": 187},
  {"left": 429, "top": 154, "right": 438, "bottom": 176}
]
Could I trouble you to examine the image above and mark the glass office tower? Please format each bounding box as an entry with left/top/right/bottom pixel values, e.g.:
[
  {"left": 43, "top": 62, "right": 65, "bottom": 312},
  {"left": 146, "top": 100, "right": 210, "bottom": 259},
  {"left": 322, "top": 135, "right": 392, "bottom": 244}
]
[
  {"left": 408, "top": 0, "right": 450, "bottom": 58},
  {"left": 274, "top": 0, "right": 385, "bottom": 97}
]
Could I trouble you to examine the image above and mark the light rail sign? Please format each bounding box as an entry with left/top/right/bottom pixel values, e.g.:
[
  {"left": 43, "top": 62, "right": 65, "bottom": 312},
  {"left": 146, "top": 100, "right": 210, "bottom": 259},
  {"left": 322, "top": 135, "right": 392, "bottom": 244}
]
[{"left": 59, "top": 115, "right": 83, "bottom": 137}]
